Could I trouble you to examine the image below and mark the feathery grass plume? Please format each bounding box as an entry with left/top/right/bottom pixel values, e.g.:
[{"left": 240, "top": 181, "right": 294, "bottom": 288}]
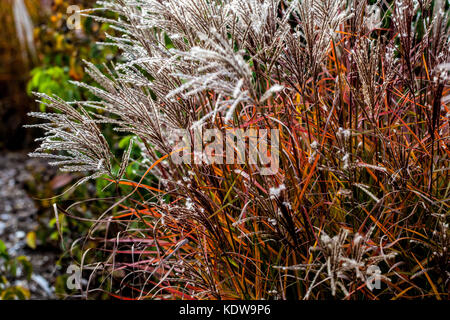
[
  {"left": 28, "top": 0, "right": 449, "bottom": 300},
  {"left": 27, "top": 93, "right": 114, "bottom": 186},
  {"left": 274, "top": 228, "right": 397, "bottom": 299}
]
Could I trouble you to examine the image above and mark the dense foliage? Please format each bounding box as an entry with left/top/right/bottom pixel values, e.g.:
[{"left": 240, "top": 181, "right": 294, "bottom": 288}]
[{"left": 30, "top": 0, "right": 449, "bottom": 300}]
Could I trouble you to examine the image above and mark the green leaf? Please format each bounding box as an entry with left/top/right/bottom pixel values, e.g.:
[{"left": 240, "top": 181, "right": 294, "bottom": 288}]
[
  {"left": 17, "top": 256, "right": 33, "bottom": 280},
  {"left": 0, "top": 240, "right": 8, "bottom": 259},
  {"left": 118, "top": 135, "right": 132, "bottom": 149}
]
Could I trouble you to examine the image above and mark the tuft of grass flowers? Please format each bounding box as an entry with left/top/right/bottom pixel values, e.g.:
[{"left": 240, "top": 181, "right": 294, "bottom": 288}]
[{"left": 29, "top": 0, "right": 449, "bottom": 300}]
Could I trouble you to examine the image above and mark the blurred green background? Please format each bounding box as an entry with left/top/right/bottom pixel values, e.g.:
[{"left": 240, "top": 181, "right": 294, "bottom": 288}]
[{"left": 0, "top": 0, "right": 118, "bottom": 299}]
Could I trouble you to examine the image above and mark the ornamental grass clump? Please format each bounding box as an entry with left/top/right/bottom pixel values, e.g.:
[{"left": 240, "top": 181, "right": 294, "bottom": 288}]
[{"left": 29, "top": 0, "right": 449, "bottom": 299}]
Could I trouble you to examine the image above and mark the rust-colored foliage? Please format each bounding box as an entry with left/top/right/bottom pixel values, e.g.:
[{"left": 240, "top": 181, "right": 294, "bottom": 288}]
[{"left": 30, "top": 0, "right": 449, "bottom": 300}]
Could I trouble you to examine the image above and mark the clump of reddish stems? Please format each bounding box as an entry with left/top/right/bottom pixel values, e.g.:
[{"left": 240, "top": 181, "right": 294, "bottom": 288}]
[{"left": 29, "top": 0, "right": 449, "bottom": 299}]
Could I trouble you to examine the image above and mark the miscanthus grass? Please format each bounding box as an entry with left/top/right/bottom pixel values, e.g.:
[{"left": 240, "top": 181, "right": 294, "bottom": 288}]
[{"left": 28, "top": 0, "right": 449, "bottom": 300}]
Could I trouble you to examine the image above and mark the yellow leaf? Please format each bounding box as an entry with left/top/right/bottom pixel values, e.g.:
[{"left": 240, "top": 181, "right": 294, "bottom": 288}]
[{"left": 26, "top": 231, "right": 36, "bottom": 250}]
